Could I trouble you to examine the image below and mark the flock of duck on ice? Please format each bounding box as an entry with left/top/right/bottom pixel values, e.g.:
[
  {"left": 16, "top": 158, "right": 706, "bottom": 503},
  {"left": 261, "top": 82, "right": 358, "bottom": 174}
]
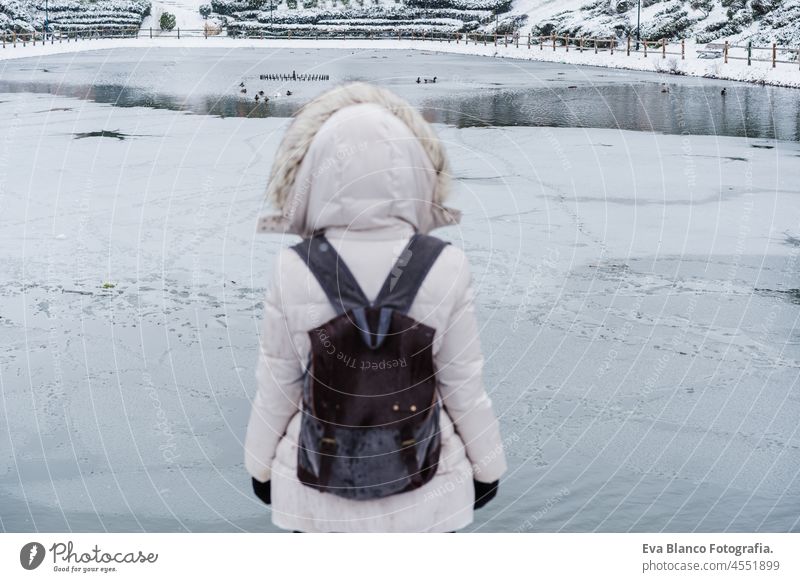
[{"left": 238, "top": 72, "right": 439, "bottom": 103}]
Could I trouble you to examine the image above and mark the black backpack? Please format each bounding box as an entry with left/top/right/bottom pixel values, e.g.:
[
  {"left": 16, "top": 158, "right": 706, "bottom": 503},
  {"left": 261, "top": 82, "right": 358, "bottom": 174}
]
[{"left": 292, "top": 233, "right": 449, "bottom": 500}]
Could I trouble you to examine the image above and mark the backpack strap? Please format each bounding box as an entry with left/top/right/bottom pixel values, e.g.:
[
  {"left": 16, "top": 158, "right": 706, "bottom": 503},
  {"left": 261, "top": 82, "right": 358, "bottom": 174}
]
[
  {"left": 374, "top": 234, "right": 449, "bottom": 314},
  {"left": 292, "top": 233, "right": 448, "bottom": 349},
  {"left": 291, "top": 235, "right": 369, "bottom": 316}
]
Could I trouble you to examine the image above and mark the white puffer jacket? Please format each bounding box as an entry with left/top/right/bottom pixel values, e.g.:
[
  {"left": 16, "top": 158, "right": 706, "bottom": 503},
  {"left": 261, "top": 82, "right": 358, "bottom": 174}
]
[{"left": 244, "top": 84, "right": 507, "bottom": 532}]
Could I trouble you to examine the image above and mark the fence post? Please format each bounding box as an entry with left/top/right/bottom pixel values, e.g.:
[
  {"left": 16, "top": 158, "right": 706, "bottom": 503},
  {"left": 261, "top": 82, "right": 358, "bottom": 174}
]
[
  {"left": 515, "top": 33, "right": 518, "bottom": 48},
  {"left": 552, "top": 32, "right": 555, "bottom": 51},
  {"left": 627, "top": 35, "right": 630, "bottom": 56},
  {"left": 724, "top": 40, "right": 728, "bottom": 64},
  {"left": 149, "top": 27, "right": 152, "bottom": 39},
  {"left": 610, "top": 37, "right": 614, "bottom": 55},
  {"left": 177, "top": 28, "right": 180, "bottom": 39},
  {"left": 681, "top": 38, "right": 685, "bottom": 60},
  {"left": 493, "top": 34, "right": 496, "bottom": 46},
  {"left": 1, "top": 34, "right": 4, "bottom": 49},
  {"left": 595, "top": 37, "right": 598, "bottom": 54},
  {"left": 772, "top": 42, "right": 776, "bottom": 68},
  {"left": 527, "top": 34, "right": 530, "bottom": 49},
  {"left": 747, "top": 40, "right": 751, "bottom": 66},
  {"left": 644, "top": 40, "right": 647, "bottom": 57}
]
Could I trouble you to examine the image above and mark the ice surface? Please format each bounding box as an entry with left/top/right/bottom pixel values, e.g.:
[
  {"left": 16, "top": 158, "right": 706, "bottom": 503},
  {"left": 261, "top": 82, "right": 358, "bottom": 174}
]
[
  {"left": 1, "top": 47, "right": 798, "bottom": 141},
  {"left": 0, "top": 50, "right": 799, "bottom": 532},
  {"left": 0, "top": 35, "right": 798, "bottom": 89}
]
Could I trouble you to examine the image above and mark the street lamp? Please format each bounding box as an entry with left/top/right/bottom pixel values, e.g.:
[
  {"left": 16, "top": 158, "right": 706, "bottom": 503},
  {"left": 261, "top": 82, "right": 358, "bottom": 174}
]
[
  {"left": 635, "top": 0, "right": 641, "bottom": 51},
  {"left": 44, "top": 0, "right": 48, "bottom": 41}
]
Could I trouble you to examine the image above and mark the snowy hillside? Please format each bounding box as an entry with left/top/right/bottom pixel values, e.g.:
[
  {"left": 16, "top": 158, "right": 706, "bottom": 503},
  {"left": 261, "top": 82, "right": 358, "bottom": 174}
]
[
  {"left": 0, "top": 0, "right": 151, "bottom": 33},
  {"left": 192, "top": 0, "right": 800, "bottom": 40},
  {"left": 3, "top": 0, "right": 798, "bottom": 42},
  {"left": 513, "top": 0, "right": 800, "bottom": 45},
  {"left": 211, "top": 0, "right": 512, "bottom": 37}
]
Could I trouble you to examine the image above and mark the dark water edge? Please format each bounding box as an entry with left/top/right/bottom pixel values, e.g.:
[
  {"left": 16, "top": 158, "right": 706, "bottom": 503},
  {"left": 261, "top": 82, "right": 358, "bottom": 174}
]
[{"left": 1, "top": 77, "right": 798, "bottom": 141}]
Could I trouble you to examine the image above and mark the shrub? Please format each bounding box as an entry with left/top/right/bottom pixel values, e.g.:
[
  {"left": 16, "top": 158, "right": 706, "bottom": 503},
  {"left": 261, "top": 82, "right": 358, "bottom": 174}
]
[
  {"left": 689, "top": 0, "right": 713, "bottom": 17},
  {"left": 159, "top": 10, "right": 175, "bottom": 29},
  {"left": 199, "top": 3, "right": 212, "bottom": 18}
]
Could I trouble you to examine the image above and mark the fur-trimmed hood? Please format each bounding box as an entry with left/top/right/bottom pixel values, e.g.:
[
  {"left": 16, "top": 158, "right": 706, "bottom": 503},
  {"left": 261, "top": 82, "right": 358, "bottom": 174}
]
[{"left": 257, "top": 82, "right": 461, "bottom": 237}]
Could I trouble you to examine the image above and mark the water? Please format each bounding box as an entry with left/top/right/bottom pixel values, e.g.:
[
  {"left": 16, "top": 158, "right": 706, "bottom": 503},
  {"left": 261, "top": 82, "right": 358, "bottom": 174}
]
[{"left": 1, "top": 47, "right": 798, "bottom": 139}]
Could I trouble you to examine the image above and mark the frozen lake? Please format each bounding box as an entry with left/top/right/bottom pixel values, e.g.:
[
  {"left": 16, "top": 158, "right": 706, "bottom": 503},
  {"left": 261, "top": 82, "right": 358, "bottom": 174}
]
[
  {"left": 1, "top": 49, "right": 799, "bottom": 533},
  {"left": 1, "top": 48, "right": 799, "bottom": 139}
]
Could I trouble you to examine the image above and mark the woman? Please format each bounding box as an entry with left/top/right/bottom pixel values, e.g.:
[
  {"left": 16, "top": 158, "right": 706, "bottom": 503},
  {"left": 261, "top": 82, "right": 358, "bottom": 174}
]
[{"left": 244, "top": 82, "right": 507, "bottom": 532}]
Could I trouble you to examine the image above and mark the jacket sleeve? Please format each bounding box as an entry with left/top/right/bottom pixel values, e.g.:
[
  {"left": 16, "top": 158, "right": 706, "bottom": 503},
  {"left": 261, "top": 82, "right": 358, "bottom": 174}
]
[
  {"left": 435, "top": 248, "right": 508, "bottom": 483},
  {"left": 244, "top": 250, "right": 304, "bottom": 483}
]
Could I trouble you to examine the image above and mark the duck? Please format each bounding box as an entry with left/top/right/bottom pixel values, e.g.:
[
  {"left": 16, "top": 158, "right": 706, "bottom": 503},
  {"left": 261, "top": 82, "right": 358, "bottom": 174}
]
[
  {"left": 239, "top": 81, "right": 245, "bottom": 88},
  {"left": 423, "top": 76, "right": 437, "bottom": 84},
  {"left": 240, "top": 87, "right": 247, "bottom": 94},
  {"left": 258, "top": 90, "right": 265, "bottom": 96},
  {"left": 254, "top": 94, "right": 260, "bottom": 102},
  {"left": 416, "top": 76, "right": 421, "bottom": 84},
  {"left": 286, "top": 90, "right": 293, "bottom": 96},
  {"left": 721, "top": 87, "right": 727, "bottom": 96},
  {"left": 661, "top": 86, "right": 669, "bottom": 93}
]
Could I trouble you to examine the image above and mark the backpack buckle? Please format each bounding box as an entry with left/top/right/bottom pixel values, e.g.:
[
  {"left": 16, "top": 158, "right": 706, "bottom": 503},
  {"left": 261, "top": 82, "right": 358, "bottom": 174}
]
[{"left": 319, "top": 437, "right": 337, "bottom": 454}]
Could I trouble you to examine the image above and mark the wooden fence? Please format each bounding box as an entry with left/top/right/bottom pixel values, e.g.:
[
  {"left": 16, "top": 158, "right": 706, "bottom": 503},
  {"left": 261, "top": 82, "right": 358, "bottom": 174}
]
[{"left": 2, "top": 27, "right": 798, "bottom": 70}]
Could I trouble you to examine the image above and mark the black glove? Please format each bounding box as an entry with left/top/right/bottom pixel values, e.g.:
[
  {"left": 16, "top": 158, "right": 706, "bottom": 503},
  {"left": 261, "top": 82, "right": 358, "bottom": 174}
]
[
  {"left": 473, "top": 479, "right": 499, "bottom": 510},
  {"left": 252, "top": 478, "right": 271, "bottom": 505}
]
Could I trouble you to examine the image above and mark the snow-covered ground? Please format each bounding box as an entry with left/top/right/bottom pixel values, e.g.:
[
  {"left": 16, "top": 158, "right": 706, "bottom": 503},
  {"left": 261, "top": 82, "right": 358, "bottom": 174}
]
[
  {"left": 1, "top": 49, "right": 799, "bottom": 532},
  {"left": 1, "top": 36, "right": 798, "bottom": 88},
  {"left": 511, "top": 0, "right": 800, "bottom": 46},
  {"left": 141, "top": 0, "right": 208, "bottom": 31}
]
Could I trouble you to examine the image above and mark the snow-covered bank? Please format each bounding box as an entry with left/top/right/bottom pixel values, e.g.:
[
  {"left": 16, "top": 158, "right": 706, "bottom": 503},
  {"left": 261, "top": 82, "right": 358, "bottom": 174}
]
[
  {"left": 513, "top": 0, "right": 800, "bottom": 47},
  {"left": 1, "top": 91, "right": 798, "bottom": 532},
  {"left": 0, "top": 0, "right": 151, "bottom": 34},
  {"left": 1, "top": 35, "right": 798, "bottom": 88}
]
